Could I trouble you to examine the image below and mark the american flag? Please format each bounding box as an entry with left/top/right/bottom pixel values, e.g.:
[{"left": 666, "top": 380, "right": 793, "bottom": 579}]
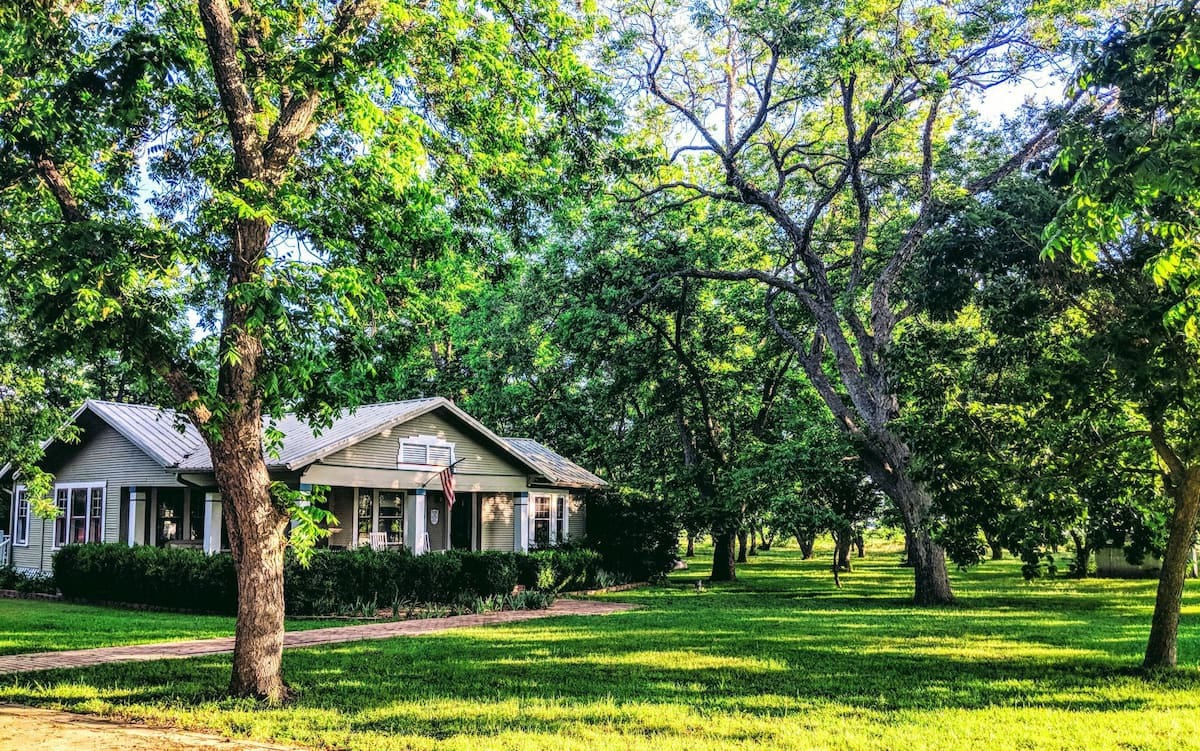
[{"left": 438, "top": 466, "right": 455, "bottom": 510}]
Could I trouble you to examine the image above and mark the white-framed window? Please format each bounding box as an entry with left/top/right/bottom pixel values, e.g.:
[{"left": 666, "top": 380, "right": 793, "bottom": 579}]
[
  {"left": 396, "top": 435, "right": 455, "bottom": 469},
  {"left": 532, "top": 494, "right": 570, "bottom": 548},
  {"left": 12, "top": 486, "right": 29, "bottom": 547},
  {"left": 532, "top": 495, "right": 552, "bottom": 548},
  {"left": 52, "top": 483, "right": 105, "bottom": 548}
]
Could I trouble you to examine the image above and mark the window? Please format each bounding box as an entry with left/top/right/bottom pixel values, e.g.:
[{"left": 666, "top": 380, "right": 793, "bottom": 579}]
[
  {"left": 357, "top": 490, "right": 374, "bottom": 539},
  {"left": 555, "top": 496, "right": 567, "bottom": 543},
  {"left": 156, "top": 489, "right": 184, "bottom": 544},
  {"left": 532, "top": 495, "right": 552, "bottom": 548},
  {"left": 397, "top": 436, "right": 455, "bottom": 468},
  {"left": 189, "top": 499, "right": 205, "bottom": 542},
  {"left": 378, "top": 491, "right": 405, "bottom": 545},
  {"left": 12, "top": 487, "right": 29, "bottom": 546},
  {"left": 52, "top": 484, "right": 105, "bottom": 548}
]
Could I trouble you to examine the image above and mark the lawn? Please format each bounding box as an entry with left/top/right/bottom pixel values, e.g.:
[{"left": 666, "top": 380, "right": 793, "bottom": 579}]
[
  {"left": 0, "top": 600, "right": 362, "bottom": 655},
  {"left": 2, "top": 545, "right": 1198, "bottom": 750}
]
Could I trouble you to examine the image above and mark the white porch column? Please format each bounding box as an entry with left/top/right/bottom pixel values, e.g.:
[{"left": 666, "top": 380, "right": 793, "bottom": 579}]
[
  {"left": 561, "top": 494, "right": 570, "bottom": 543},
  {"left": 406, "top": 489, "right": 428, "bottom": 554},
  {"left": 202, "top": 491, "right": 223, "bottom": 555},
  {"left": 514, "top": 492, "right": 529, "bottom": 553},
  {"left": 128, "top": 489, "right": 148, "bottom": 546}
]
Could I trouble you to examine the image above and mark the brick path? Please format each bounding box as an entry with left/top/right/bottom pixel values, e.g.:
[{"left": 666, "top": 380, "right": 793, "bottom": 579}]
[{"left": 0, "top": 599, "right": 635, "bottom": 675}]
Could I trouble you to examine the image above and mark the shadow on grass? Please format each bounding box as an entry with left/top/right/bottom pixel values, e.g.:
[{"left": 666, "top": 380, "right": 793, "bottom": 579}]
[{"left": 1, "top": 547, "right": 1198, "bottom": 744}]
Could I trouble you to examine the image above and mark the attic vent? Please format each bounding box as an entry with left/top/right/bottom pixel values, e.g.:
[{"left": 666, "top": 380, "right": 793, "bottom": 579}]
[{"left": 397, "top": 435, "right": 454, "bottom": 468}]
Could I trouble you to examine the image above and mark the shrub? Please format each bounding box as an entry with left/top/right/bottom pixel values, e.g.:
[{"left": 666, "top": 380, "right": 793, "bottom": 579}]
[
  {"left": 582, "top": 487, "right": 680, "bottom": 582},
  {"left": 451, "top": 550, "right": 519, "bottom": 598},
  {"left": 0, "top": 565, "right": 56, "bottom": 595},
  {"left": 54, "top": 542, "right": 602, "bottom": 616}
]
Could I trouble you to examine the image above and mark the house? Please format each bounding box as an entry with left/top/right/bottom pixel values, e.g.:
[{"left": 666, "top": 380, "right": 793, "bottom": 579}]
[{"left": 1, "top": 398, "right": 605, "bottom": 573}]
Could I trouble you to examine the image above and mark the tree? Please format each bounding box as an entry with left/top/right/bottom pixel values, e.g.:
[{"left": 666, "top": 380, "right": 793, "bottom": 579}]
[
  {"left": 609, "top": 0, "right": 1096, "bottom": 604},
  {"left": 1046, "top": 0, "right": 1200, "bottom": 669},
  {"left": 0, "top": 0, "right": 601, "bottom": 699}
]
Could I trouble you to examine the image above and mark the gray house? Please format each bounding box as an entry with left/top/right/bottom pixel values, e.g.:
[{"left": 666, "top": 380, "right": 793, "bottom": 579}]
[{"left": 1, "top": 399, "right": 605, "bottom": 573}]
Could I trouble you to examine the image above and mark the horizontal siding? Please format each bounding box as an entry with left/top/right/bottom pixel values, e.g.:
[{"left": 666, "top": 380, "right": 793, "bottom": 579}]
[
  {"left": 14, "top": 425, "right": 184, "bottom": 571},
  {"left": 481, "top": 494, "right": 514, "bottom": 551},
  {"left": 328, "top": 486, "right": 356, "bottom": 548},
  {"left": 568, "top": 495, "right": 585, "bottom": 540},
  {"left": 323, "top": 410, "right": 527, "bottom": 477}
]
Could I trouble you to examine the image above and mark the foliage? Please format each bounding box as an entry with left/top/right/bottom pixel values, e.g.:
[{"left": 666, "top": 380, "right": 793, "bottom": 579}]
[{"left": 1047, "top": 0, "right": 1200, "bottom": 335}]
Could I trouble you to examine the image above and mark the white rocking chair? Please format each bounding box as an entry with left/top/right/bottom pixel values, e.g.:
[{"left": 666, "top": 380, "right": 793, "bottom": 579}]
[{"left": 367, "top": 532, "right": 389, "bottom": 551}]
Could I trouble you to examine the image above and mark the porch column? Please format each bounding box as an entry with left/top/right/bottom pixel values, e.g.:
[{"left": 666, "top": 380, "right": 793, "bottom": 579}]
[
  {"left": 514, "top": 492, "right": 529, "bottom": 553},
  {"left": 406, "top": 489, "right": 428, "bottom": 554},
  {"left": 562, "top": 494, "right": 570, "bottom": 543},
  {"left": 128, "top": 489, "right": 147, "bottom": 547},
  {"left": 202, "top": 491, "right": 223, "bottom": 555}
]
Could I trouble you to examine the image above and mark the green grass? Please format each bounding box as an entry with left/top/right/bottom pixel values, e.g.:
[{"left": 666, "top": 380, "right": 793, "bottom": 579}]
[
  {"left": 2, "top": 545, "right": 1199, "bottom": 750},
  {"left": 0, "top": 600, "right": 371, "bottom": 655}
]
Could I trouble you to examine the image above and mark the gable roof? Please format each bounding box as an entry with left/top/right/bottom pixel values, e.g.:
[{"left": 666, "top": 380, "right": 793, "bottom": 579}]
[
  {"left": 6, "top": 398, "right": 604, "bottom": 488},
  {"left": 504, "top": 437, "right": 607, "bottom": 488}
]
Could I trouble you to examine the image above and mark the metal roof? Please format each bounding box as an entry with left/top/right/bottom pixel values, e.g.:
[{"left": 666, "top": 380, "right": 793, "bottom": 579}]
[
  {"left": 504, "top": 437, "right": 608, "bottom": 489},
  {"left": 175, "top": 398, "right": 447, "bottom": 471},
  {"left": 18, "top": 399, "right": 604, "bottom": 486}
]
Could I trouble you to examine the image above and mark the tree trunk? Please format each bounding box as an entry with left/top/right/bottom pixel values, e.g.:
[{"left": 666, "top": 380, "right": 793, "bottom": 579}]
[
  {"left": 685, "top": 531, "right": 695, "bottom": 558},
  {"left": 854, "top": 531, "right": 865, "bottom": 558},
  {"left": 761, "top": 528, "right": 774, "bottom": 551},
  {"left": 864, "top": 447, "right": 954, "bottom": 604},
  {"left": 209, "top": 216, "right": 292, "bottom": 701},
  {"left": 797, "top": 533, "right": 815, "bottom": 560},
  {"left": 711, "top": 526, "right": 737, "bottom": 581},
  {"left": 834, "top": 532, "right": 852, "bottom": 572},
  {"left": 1143, "top": 468, "right": 1200, "bottom": 670},
  {"left": 748, "top": 523, "right": 758, "bottom": 556},
  {"left": 1069, "top": 530, "right": 1090, "bottom": 578},
  {"left": 736, "top": 528, "right": 749, "bottom": 563}
]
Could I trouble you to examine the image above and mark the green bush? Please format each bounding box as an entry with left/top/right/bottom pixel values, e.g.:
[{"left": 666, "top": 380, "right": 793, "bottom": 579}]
[
  {"left": 0, "top": 565, "right": 56, "bottom": 595},
  {"left": 582, "top": 487, "right": 680, "bottom": 582},
  {"left": 54, "top": 543, "right": 595, "bottom": 616}
]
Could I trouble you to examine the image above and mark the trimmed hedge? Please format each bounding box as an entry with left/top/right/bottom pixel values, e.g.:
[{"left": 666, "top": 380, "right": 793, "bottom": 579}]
[{"left": 54, "top": 542, "right": 607, "bottom": 615}]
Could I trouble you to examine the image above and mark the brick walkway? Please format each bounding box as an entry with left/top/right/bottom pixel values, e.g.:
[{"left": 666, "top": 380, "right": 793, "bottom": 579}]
[{"left": 0, "top": 599, "right": 634, "bottom": 675}]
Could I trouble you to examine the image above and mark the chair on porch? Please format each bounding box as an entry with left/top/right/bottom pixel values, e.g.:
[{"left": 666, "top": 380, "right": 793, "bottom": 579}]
[{"left": 367, "top": 532, "right": 388, "bottom": 551}]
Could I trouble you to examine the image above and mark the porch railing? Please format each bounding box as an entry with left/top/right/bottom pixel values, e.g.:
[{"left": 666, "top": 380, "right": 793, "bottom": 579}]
[{"left": 0, "top": 532, "right": 10, "bottom": 566}]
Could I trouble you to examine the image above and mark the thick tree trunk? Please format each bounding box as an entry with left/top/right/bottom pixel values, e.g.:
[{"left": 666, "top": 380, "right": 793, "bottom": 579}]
[
  {"left": 685, "top": 531, "right": 695, "bottom": 558},
  {"left": 863, "top": 444, "right": 954, "bottom": 605},
  {"left": 736, "top": 528, "right": 749, "bottom": 563},
  {"left": 711, "top": 526, "right": 737, "bottom": 581},
  {"left": 1143, "top": 469, "right": 1200, "bottom": 670},
  {"left": 748, "top": 523, "right": 758, "bottom": 556},
  {"left": 854, "top": 531, "right": 865, "bottom": 558},
  {"left": 208, "top": 217, "right": 292, "bottom": 701}
]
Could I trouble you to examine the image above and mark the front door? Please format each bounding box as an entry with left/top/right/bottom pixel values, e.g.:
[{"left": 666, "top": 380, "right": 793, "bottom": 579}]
[{"left": 450, "top": 493, "right": 472, "bottom": 550}]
